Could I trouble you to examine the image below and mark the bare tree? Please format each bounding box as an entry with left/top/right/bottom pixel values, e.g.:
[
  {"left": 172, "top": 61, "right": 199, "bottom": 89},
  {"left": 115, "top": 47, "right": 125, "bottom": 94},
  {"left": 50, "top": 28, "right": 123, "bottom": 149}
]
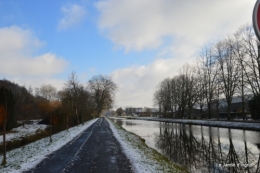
[
  {"left": 199, "top": 45, "right": 219, "bottom": 119},
  {"left": 231, "top": 28, "right": 250, "bottom": 121},
  {"left": 234, "top": 25, "right": 260, "bottom": 120},
  {"left": 215, "top": 39, "right": 240, "bottom": 120},
  {"left": 176, "top": 74, "right": 189, "bottom": 118},
  {"left": 57, "top": 90, "right": 70, "bottom": 130},
  {"left": 195, "top": 61, "right": 207, "bottom": 118},
  {"left": 154, "top": 78, "right": 174, "bottom": 118},
  {"left": 240, "top": 25, "right": 260, "bottom": 97},
  {"left": 180, "top": 64, "right": 198, "bottom": 119},
  {"left": 153, "top": 89, "right": 162, "bottom": 115},
  {"left": 162, "top": 78, "right": 172, "bottom": 118},
  {"left": 116, "top": 107, "right": 124, "bottom": 116},
  {"left": 35, "top": 84, "right": 57, "bottom": 101},
  {"left": 170, "top": 77, "right": 178, "bottom": 115},
  {"left": 66, "top": 72, "right": 81, "bottom": 125},
  {"left": 88, "top": 75, "right": 117, "bottom": 117}
]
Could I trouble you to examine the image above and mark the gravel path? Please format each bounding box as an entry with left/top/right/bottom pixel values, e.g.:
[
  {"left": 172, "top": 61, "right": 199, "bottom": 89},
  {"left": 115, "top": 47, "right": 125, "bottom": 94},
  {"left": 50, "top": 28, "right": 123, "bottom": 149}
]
[{"left": 25, "top": 118, "right": 133, "bottom": 173}]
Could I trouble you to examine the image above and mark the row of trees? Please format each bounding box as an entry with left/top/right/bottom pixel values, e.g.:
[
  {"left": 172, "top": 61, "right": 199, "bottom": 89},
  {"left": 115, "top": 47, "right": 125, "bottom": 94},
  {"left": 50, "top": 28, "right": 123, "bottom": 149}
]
[
  {"left": 0, "top": 73, "right": 117, "bottom": 129},
  {"left": 54, "top": 72, "right": 117, "bottom": 130},
  {"left": 154, "top": 24, "right": 260, "bottom": 120}
]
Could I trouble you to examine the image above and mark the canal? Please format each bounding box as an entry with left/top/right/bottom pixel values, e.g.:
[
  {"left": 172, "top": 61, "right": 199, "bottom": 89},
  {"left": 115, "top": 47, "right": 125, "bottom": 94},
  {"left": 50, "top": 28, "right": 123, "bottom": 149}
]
[{"left": 111, "top": 117, "right": 260, "bottom": 173}]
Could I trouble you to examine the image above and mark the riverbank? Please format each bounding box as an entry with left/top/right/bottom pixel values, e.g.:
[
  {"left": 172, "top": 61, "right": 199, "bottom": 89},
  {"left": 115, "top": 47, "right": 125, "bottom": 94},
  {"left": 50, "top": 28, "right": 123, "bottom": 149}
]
[
  {"left": 107, "top": 118, "right": 188, "bottom": 173},
  {"left": 119, "top": 116, "right": 260, "bottom": 131}
]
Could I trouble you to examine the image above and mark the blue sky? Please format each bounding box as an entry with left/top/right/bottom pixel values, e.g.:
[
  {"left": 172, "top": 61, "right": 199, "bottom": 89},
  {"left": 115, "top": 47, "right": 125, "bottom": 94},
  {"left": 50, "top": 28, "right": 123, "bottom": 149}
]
[
  {"left": 0, "top": 0, "right": 156, "bottom": 77},
  {"left": 0, "top": 0, "right": 256, "bottom": 108}
]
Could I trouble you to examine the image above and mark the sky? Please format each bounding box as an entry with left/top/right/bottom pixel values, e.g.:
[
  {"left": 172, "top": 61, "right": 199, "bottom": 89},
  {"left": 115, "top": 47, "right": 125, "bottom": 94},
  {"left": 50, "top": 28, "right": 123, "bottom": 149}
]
[{"left": 0, "top": 0, "right": 256, "bottom": 109}]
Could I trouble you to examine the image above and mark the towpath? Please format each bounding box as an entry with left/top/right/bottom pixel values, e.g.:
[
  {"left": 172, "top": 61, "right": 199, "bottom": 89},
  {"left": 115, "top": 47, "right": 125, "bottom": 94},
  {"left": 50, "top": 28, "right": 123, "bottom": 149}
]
[{"left": 25, "top": 118, "right": 133, "bottom": 173}]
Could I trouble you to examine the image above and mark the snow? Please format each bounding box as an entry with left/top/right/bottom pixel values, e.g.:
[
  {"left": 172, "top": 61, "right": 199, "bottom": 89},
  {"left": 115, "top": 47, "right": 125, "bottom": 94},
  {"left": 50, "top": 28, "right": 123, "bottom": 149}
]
[
  {"left": 0, "top": 119, "right": 98, "bottom": 173},
  {"left": 130, "top": 117, "right": 260, "bottom": 131},
  {"left": 107, "top": 118, "right": 184, "bottom": 173},
  {"left": 0, "top": 123, "right": 48, "bottom": 145},
  {"left": 0, "top": 117, "right": 185, "bottom": 173}
]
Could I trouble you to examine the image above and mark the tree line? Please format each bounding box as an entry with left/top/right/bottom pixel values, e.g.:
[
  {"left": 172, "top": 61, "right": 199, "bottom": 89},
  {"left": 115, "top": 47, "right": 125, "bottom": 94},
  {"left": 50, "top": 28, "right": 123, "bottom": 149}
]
[{"left": 154, "top": 24, "right": 260, "bottom": 120}]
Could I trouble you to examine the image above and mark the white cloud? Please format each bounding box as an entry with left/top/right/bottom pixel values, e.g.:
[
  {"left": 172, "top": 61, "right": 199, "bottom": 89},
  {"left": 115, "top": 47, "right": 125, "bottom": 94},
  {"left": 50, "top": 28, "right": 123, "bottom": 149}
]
[
  {"left": 112, "top": 57, "right": 188, "bottom": 108},
  {"left": 0, "top": 26, "right": 68, "bottom": 77},
  {"left": 96, "top": 0, "right": 254, "bottom": 53},
  {"left": 12, "top": 77, "right": 65, "bottom": 92},
  {"left": 0, "top": 26, "right": 43, "bottom": 55},
  {"left": 97, "top": 0, "right": 255, "bottom": 108},
  {"left": 0, "top": 26, "right": 68, "bottom": 89},
  {"left": 58, "top": 4, "right": 87, "bottom": 30}
]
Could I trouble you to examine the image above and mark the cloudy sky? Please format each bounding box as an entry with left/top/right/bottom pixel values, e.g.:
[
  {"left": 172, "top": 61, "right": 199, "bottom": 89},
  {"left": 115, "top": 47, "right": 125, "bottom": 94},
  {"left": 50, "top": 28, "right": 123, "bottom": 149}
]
[{"left": 0, "top": 0, "right": 256, "bottom": 109}]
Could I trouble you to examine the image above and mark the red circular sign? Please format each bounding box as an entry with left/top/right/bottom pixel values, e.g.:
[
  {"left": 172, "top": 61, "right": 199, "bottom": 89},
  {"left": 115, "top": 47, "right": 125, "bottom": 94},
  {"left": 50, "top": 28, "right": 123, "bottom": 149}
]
[{"left": 253, "top": 0, "right": 260, "bottom": 40}]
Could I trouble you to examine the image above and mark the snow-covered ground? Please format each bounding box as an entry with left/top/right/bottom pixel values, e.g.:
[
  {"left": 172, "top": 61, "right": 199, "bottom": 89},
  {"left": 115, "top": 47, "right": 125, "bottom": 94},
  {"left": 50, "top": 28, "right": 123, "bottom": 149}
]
[
  {"left": 0, "top": 119, "right": 98, "bottom": 173},
  {"left": 0, "top": 118, "right": 186, "bottom": 173},
  {"left": 107, "top": 118, "right": 186, "bottom": 173},
  {"left": 127, "top": 117, "right": 260, "bottom": 131},
  {"left": 0, "top": 121, "right": 48, "bottom": 145}
]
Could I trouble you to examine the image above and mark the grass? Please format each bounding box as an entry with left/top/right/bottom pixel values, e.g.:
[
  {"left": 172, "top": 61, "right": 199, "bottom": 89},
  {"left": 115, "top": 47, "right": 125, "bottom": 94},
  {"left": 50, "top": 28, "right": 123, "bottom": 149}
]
[
  {"left": 0, "top": 128, "right": 49, "bottom": 154},
  {"left": 0, "top": 131, "right": 18, "bottom": 135},
  {"left": 108, "top": 119, "right": 189, "bottom": 173}
]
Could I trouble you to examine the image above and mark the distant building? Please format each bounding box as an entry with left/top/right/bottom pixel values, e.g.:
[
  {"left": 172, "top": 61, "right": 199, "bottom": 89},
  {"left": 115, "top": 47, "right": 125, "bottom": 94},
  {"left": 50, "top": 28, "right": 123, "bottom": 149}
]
[
  {"left": 136, "top": 108, "right": 142, "bottom": 113},
  {"left": 124, "top": 107, "right": 159, "bottom": 116},
  {"left": 208, "top": 95, "right": 253, "bottom": 119}
]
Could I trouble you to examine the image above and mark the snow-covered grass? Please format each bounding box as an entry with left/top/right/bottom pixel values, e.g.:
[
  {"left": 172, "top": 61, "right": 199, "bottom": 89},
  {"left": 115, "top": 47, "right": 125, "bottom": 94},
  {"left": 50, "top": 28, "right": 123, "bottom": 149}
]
[
  {"left": 0, "top": 123, "right": 48, "bottom": 145},
  {"left": 0, "top": 119, "right": 98, "bottom": 173},
  {"left": 107, "top": 118, "right": 188, "bottom": 173}
]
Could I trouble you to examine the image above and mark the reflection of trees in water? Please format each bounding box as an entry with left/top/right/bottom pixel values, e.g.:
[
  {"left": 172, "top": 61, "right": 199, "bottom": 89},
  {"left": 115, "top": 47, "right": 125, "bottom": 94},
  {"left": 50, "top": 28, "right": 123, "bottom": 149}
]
[
  {"left": 114, "top": 119, "right": 123, "bottom": 126},
  {"left": 225, "top": 129, "right": 240, "bottom": 172},
  {"left": 156, "top": 123, "right": 260, "bottom": 173},
  {"left": 112, "top": 119, "right": 137, "bottom": 128},
  {"left": 125, "top": 121, "right": 137, "bottom": 126}
]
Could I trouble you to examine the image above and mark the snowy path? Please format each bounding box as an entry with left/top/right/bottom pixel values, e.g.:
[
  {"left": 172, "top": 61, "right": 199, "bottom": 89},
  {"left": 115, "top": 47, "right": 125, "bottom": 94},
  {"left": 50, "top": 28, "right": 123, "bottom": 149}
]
[
  {"left": 0, "top": 119, "right": 98, "bottom": 173},
  {"left": 25, "top": 118, "right": 133, "bottom": 173}
]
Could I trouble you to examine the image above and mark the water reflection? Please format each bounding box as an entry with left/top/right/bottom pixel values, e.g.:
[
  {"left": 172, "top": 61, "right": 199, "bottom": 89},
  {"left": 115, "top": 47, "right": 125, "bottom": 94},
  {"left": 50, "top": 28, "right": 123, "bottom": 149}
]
[
  {"left": 111, "top": 118, "right": 260, "bottom": 173},
  {"left": 156, "top": 123, "right": 260, "bottom": 173}
]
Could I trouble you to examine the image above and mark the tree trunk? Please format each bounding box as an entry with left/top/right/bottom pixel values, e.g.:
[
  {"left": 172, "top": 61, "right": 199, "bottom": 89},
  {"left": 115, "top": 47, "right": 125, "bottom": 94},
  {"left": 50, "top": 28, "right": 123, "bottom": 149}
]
[
  {"left": 216, "top": 102, "right": 220, "bottom": 120},
  {"left": 208, "top": 102, "right": 211, "bottom": 119},
  {"left": 200, "top": 106, "right": 203, "bottom": 119},
  {"left": 188, "top": 106, "right": 192, "bottom": 119},
  {"left": 227, "top": 103, "right": 231, "bottom": 121},
  {"left": 1, "top": 90, "right": 7, "bottom": 166},
  {"left": 49, "top": 113, "right": 52, "bottom": 143},
  {"left": 1, "top": 116, "right": 6, "bottom": 166},
  {"left": 66, "top": 114, "right": 68, "bottom": 131},
  {"left": 76, "top": 108, "right": 79, "bottom": 125},
  {"left": 181, "top": 107, "right": 185, "bottom": 119}
]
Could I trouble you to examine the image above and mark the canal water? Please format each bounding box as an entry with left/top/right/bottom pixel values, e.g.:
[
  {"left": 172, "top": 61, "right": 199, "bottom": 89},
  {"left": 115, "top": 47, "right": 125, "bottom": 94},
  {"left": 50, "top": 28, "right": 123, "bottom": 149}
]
[{"left": 111, "top": 117, "right": 260, "bottom": 173}]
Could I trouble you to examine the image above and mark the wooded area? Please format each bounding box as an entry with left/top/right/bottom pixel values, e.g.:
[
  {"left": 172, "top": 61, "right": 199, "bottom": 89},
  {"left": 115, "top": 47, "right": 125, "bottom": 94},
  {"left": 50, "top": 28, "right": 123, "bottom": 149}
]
[{"left": 0, "top": 73, "right": 117, "bottom": 132}]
